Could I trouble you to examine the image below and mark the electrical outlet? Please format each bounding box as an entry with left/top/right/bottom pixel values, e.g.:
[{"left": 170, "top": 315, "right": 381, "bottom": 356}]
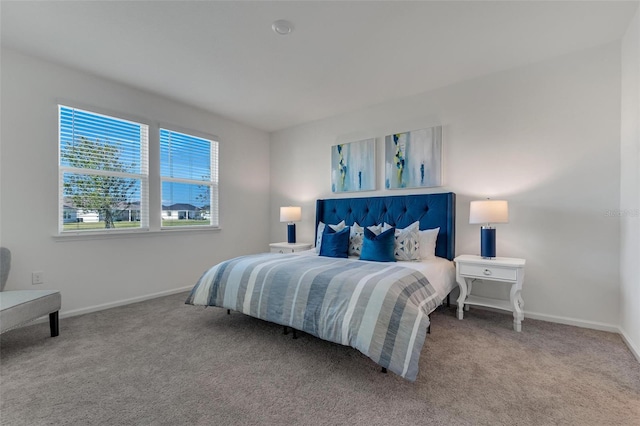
[{"left": 32, "top": 271, "right": 44, "bottom": 285}]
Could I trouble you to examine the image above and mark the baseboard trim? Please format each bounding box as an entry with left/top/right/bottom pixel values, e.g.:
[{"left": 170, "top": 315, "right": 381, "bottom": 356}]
[
  {"left": 619, "top": 327, "right": 640, "bottom": 363},
  {"left": 523, "top": 310, "right": 619, "bottom": 333},
  {"left": 60, "top": 286, "right": 193, "bottom": 319},
  {"left": 452, "top": 302, "right": 620, "bottom": 333}
]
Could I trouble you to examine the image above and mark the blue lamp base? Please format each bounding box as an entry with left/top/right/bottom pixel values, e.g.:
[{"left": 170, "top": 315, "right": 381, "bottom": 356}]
[
  {"left": 480, "top": 227, "right": 496, "bottom": 258},
  {"left": 287, "top": 223, "right": 296, "bottom": 244}
]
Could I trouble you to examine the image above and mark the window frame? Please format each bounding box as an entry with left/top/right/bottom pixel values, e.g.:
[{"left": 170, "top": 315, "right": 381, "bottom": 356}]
[
  {"left": 159, "top": 125, "right": 220, "bottom": 230},
  {"left": 58, "top": 104, "right": 150, "bottom": 235},
  {"left": 56, "top": 104, "right": 221, "bottom": 238}
]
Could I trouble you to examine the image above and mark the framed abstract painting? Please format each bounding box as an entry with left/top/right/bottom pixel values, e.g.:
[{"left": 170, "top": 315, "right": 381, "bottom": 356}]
[
  {"left": 331, "top": 138, "right": 375, "bottom": 193},
  {"left": 385, "top": 126, "right": 442, "bottom": 189}
]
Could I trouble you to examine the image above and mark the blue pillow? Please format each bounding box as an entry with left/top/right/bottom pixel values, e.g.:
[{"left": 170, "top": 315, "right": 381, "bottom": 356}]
[
  {"left": 360, "top": 227, "right": 396, "bottom": 262},
  {"left": 319, "top": 226, "right": 350, "bottom": 258}
]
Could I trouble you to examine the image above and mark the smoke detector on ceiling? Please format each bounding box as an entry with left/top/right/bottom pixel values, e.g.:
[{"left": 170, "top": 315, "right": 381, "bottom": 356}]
[{"left": 272, "top": 20, "right": 294, "bottom": 36}]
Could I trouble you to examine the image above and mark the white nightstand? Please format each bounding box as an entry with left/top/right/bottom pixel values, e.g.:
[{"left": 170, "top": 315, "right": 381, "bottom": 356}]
[
  {"left": 454, "top": 255, "right": 526, "bottom": 332},
  {"left": 269, "top": 242, "right": 312, "bottom": 254}
]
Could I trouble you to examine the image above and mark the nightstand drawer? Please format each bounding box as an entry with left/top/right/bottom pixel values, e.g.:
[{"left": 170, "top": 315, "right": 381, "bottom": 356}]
[
  {"left": 459, "top": 263, "right": 517, "bottom": 281},
  {"left": 269, "top": 243, "right": 312, "bottom": 254},
  {"left": 271, "top": 247, "right": 296, "bottom": 254}
]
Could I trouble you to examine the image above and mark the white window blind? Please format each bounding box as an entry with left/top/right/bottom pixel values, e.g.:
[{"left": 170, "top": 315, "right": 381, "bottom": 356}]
[
  {"left": 58, "top": 105, "right": 149, "bottom": 232},
  {"left": 160, "top": 128, "right": 219, "bottom": 227}
]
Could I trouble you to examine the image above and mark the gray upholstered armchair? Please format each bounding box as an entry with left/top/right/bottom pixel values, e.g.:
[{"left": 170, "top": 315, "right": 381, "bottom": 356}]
[{"left": 0, "top": 247, "right": 61, "bottom": 337}]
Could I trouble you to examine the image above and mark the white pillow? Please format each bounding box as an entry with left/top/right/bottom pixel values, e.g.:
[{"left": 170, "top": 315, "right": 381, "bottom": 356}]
[
  {"left": 349, "top": 223, "right": 382, "bottom": 256},
  {"left": 315, "top": 220, "right": 346, "bottom": 253},
  {"left": 419, "top": 227, "right": 440, "bottom": 260},
  {"left": 383, "top": 221, "right": 421, "bottom": 261}
]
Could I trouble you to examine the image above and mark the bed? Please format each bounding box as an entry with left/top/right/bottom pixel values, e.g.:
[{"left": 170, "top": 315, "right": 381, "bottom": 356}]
[{"left": 186, "top": 192, "right": 456, "bottom": 381}]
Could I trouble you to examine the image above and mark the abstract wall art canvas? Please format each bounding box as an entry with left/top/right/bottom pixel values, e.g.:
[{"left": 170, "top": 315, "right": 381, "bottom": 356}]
[
  {"left": 331, "top": 138, "right": 375, "bottom": 193},
  {"left": 385, "top": 126, "right": 442, "bottom": 189}
]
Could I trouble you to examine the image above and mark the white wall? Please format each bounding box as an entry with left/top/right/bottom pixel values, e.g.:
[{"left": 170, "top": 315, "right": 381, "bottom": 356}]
[
  {"left": 620, "top": 6, "right": 640, "bottom": 360},
  {"left": 270, "top": 43, "right": 621, "bottom": 330},
  {"left": 0, "top": 49, "right": 270, "bottom": 314}
]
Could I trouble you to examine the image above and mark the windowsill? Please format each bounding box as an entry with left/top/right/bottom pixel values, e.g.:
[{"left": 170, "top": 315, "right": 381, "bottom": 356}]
[{"left": 53, "top": 226, "right": 221, "bottom": 242}]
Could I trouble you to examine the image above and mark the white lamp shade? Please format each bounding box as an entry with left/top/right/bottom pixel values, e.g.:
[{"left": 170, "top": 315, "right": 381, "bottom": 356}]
[
  {"left": 280, "top": 206, "right": 301, "bottom": 223},
  {"left": 469, "top": 200, "right": 509, "bottom": 224}
]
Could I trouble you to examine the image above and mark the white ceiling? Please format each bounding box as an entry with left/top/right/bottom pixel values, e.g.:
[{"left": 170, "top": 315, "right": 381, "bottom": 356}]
[{"left": 1, "top": 1, "right": 638, "bottom": 132}]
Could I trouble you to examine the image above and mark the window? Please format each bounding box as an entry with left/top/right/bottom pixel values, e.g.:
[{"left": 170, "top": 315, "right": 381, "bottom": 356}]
[
  {"left": 58, "top": 106, "right": 218, "bottom": 235},
  {"left": 59, "top": 106, "right": 149, "bottom": 232},
  {"left": 160, "top": 128, "right": 218, "bottom": 227}
]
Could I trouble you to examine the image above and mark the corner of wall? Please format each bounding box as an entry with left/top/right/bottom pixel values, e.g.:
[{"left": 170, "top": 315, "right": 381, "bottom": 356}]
[{"left": 619, "top": 3, "right": 640, "bottom": 362}]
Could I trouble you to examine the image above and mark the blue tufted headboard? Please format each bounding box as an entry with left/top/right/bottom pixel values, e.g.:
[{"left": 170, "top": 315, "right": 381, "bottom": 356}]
[{"left": 315, "top": 192, "right": 456, "bottom": 260}]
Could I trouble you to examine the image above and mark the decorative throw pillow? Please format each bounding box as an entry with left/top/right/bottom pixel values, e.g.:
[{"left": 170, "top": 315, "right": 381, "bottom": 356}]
[
  {"left": 319, "top": 226, "right": 350, "bottom": 258},
  {"left": 349, "top": 223, "right": 382, "bottom": 256},
  {"left": 360, "top": 227, "right": 396, "bottom": 262},
  {"left": 383, "top": 221, "right": 421, "bottom": 261},
  {"left": 315, "top": 220, "right": 346, "bottom": 253},
  {"left": 419, "top": 227, "right": 440, "bottom": 260}
]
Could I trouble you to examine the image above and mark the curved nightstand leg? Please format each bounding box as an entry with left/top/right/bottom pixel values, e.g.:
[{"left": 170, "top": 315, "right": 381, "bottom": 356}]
[
  {"left": 456, "top": 276, "right": 467, "bottom": 320},
  {"left": 463, "top": 279, "right": 472, "bottom": 311},
  {"left": 517, "top": 294, "right": 525, "bottom": 316},
  {"left": 510, "top": 286, "right": 523, "bottom": 332}
]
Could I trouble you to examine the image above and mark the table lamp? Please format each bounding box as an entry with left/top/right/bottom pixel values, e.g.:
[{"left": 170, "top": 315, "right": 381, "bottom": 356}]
[
  {"left": 469, "top": 199, "right": 509, "bottom": 258},
  {"left": 280, "top": 206, "right": 301, "bottom": 244}
]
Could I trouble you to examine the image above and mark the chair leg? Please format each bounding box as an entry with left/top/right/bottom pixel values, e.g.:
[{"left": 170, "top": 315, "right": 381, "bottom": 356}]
[
  {"left": 381, "top": 367, "right": 387, "bottom": 374},
  {"left": 49, "top": 311, "right": 59, "bottom": 337},
  {"left": 227, "top": 309, "right": 231, "bottom": 315}
]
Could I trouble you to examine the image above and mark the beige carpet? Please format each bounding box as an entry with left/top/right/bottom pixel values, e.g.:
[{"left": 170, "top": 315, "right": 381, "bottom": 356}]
[{"left": 1, "top": 292, "right": 639, "bottom": 426}]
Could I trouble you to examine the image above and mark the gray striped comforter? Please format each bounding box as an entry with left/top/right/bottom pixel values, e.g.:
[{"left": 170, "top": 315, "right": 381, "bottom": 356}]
[{"left": 185, "top": 253, "right": 440, "bottom": 381}]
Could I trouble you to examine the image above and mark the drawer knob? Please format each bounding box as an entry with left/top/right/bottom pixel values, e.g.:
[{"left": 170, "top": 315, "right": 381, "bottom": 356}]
[{"left": 483, "top": 269, "right": 492, "bottom": 276}]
